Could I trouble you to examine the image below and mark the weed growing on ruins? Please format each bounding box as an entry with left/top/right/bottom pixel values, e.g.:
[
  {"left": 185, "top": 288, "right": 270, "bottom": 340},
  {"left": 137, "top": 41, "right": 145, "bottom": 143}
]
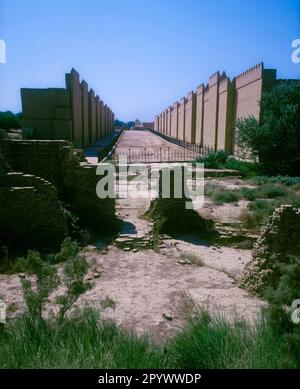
[
  {"left": 20, "top": 238, "right": 91, "bottom": 325},
  {"left": 100, "top": 296, "right": 117, "bottom": 310}
]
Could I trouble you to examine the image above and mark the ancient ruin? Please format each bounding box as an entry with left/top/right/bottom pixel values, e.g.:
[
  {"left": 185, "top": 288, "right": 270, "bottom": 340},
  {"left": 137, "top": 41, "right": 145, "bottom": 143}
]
[{"left": 240, "top": 205, "right": 300, "bottom": 295}]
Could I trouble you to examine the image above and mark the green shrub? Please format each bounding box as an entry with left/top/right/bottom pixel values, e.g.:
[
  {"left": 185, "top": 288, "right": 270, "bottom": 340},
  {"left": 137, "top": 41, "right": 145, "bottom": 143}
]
[
  {"left": 248, "top": 176, "right": 300, "bottom": 187},
  {"left": 20, "top": 238, "right": 91, "bottom": 326},
  {"left": 168, "top": 307, "right": 299, "bottom": 368},
  {"left": 197, "top": 150, "right": 230, "bottom": 169},
  {"left": 0, "top": 308, "right": 164, "bottom": 368},
  {"left": 235, "top": 81, "right": 300, "bottom": 176},
  {"left": 212, "top": 188, "right": 241, "bottom": 204},
  {"left": 266, "top": 256, "right": 300, "bottom": 306}
]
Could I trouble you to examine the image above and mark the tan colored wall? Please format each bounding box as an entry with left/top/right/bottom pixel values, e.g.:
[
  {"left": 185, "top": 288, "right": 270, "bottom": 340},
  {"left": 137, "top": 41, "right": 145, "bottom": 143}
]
[
  {"left": 88, "top": 89, "right": 96, "bottom": 143},
  {"left": 154, "top": 116, "right": 159, "bottom": 131},
  {"left": 21, "top": 69, "right": 114, "bottom": 148},
  {"left": 165, "top": 109, "right": 169, "bottom": 135},
  {"left": 154, "top": 62, "right": 277, "bottom": 154},
  {"left": 178, "top": 97, "right": 186, "bottom": 141},
  {"left": 203, "top": 72, "right": 220, "bottom": 150},
  {"left": 101, "top": 102, "right": 105, "bottom": 137},
  {"left": 195, "top": 84, "right": 204, "bottom": 145},
  {"left": 65, "top": 69, "right": 83, "bottom": 148},
  {"left": 81, "top": 80, "right": 89, "bottom": 147},
  {"left": 96, "top": 95, "right": 101, "bottom": 140},
  {"left": 217, "top": 75, "right": 234, "bottom": 152},
  {"left": 234, "top": 64, "right": 263, "bottom": 122},
  {"left": 21, "top": 88, "right": 72, "bottom": 141},
  {"left": 171, "top": 102, "right": 178, "bottom": 138},
  {"left": 184, "top": 91, "right": 196, "bottom": 143}
]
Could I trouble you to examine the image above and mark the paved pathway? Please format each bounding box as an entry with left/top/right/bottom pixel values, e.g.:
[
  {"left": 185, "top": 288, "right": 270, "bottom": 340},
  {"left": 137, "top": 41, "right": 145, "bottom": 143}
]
[{"left": 115, "top": 130, "right": 197, "bottom": 162}]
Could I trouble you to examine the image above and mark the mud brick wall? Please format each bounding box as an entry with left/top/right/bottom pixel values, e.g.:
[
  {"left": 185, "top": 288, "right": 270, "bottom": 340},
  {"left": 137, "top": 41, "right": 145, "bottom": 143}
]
[
  {"left": 0, "top": 139, "right": 119, "bottom": 241},
  {"left": 154, "top": 62, "right": 277, "bottom": 154},
  {"left": 0, "top": 172, "right": 68, "bottom": 250},
  {"left": 240, "top": 205, "right": 300, "bottom": 295},
  {"left": 184, "top": 91, "right": 196, "bottom": 144},
  {"left": 170, "top": 102, "right": 178, "bottom": 138},
  {"left": 177, "top": 97, "right": 186, "bottom": 141},
  {"left": 0, "top": 139, "right": 73, "bottom": 190}
]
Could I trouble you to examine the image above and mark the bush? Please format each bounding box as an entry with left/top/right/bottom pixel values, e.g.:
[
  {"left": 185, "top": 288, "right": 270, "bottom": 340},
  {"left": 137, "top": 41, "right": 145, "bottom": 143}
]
[
  {"left": 20, "top": 238, "right": 91, "bottom": 326},
  {"left": 197, "top": 150, "right": 230, "bottom": 169},
  {"left": 168, "top": 307, "right": 299, "bottom": 368},
  {"left": 0, "top": 308, "right": 164, "bottom": 368},
  {"left": 235, "top": 81, "right": 300, "bottom": 176},
  {"left": 196, "top": 151, "right": 259, "bottom": 177},
  {"left": 211, "top": 188, "right": 241, "bottom": 204}
]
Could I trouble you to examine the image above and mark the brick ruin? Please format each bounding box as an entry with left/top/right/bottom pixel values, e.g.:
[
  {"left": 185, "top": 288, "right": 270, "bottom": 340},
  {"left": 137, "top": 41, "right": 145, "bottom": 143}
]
[
  {"left": 0, "top": 139, "right": 118, "bottom": 252},
  {"left": 240, "top": 205, "right": 300, "bottom": 295},
  {"left": 21, "top": 68, "right": 115, "bottom": 149},
  {"left": 154, "top": 62, "right": 278, "bottom": 154}
]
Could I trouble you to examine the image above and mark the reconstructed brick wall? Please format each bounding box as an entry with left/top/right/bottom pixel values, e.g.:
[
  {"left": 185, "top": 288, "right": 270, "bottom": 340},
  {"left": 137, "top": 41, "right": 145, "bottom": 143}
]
[
  {"left": 81, "top": 80, "right": 89, "bottom": 147},
  {"left": 21, "top": 68, "right": 115, "bottom": 149},
  {"left": 88, "top": 89, "right": 97, "bottom": 144},
  {"left": 167, "top": 107, "right": 172, "bottom": 137},
  {"left": 184, "top": 91, "right": 196, "bottom": 143},
  {"left": 170, "top": 102, "right": 178, "bottom": 138},
  {"left": 154, "top": 62, "right": 277, "bottom": 154},
  {"left": 177, "top": 97, "right": 186, "bottom": 141},
  {"left": 66, "top": 69, "right": 83, "bottom": 148},
  {"left": 195, "top": 84, "right": 204, "bottom": 145},
  {"left": 217, "top": 75, "right": 234, "bottom": 151}
]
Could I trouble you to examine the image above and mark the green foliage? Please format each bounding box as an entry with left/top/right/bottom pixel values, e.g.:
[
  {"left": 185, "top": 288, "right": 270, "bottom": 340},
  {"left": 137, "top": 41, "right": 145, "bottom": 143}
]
[
  {"left": 0, "top": 308, "right": 164, "bottom": 368},
  {"left": 242, "top": 186, "right": 300, "bottom": 230},
  {"left": 196, "top": 151, "right": 259, "bottom": 177},
  {"left": 168, "top": 306, "right": 299, "bottom": 368},
  {"left": 235, "top": 81, "right": 300, "bottom": 175},
  {"left": 241, "top": 183, "right": 288, "bottom": 201},
  {"left": 100, "top": 297, "right": 117, "bottom": 310},
  {"left": 21, "top": 250, "right": 59, "bottom": 325},
  {"left": 265, "top": 256, "right": 300, "bottom": 306},
  {"left": 197, "top": 150, "right": 230, "bottom": 169},
  {"left": 114, "top": 119, "right": 135, "bottom": 128},
  {"left": 0, "top": 111, "right": 22, "bottom": 130},
  {"left": 20, "top": 238, "right": 91, "bottom": 326},
  {"left": 248, "top": 175, "right": 300, "bottom": 187},
  {"left": 211, "top": 188, "right": 241, "bottom": 204},
  {"left": 1, "top": 303, "right": 300, "bottom": 368}
]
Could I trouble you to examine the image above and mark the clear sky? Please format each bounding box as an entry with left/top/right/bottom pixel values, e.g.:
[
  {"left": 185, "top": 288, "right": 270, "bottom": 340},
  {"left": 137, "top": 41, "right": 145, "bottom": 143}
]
[{"left": 0, "top": 0, "right": 299, "bottom": 121}]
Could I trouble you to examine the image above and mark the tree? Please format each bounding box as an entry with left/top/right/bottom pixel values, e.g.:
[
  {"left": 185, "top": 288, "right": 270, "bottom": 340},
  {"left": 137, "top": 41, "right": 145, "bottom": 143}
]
[
  {"left": 0, "top": 111, "right": 22, "bottom": 130},
  {"left": 235, "top": 81, "right": 300, "bottom": 175}
]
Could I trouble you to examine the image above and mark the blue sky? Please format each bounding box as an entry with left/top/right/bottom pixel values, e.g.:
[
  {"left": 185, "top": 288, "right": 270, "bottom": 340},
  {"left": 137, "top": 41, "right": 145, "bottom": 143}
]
[{"left": 0, "top": 0, "right": 299, "bottom": 121}]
